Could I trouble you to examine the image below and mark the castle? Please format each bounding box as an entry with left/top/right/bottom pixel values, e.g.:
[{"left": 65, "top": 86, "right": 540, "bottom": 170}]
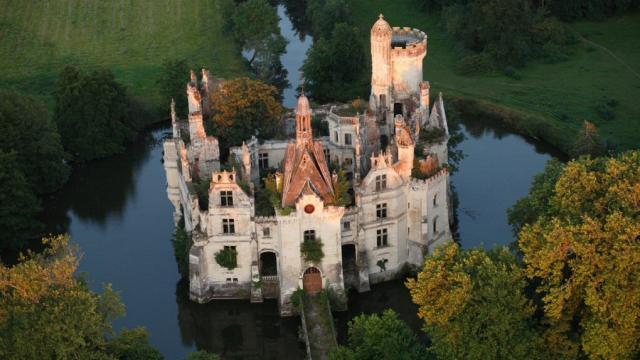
[{"left": 163, "top": 15, "right": 452, "bottom": 316}]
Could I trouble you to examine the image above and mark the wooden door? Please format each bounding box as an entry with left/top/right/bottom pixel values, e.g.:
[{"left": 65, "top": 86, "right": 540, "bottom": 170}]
[{"left": 303, "top": 267, "right": 322, "bottom": 294}]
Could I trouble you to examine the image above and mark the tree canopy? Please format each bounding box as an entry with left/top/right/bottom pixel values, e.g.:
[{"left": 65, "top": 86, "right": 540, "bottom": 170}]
[
  {"left": 302, "top": 23, "right": 366, "bottom": 102},
  {"left": 329, "top": 309, "right": 430, "bottom": 360},
  {"left": 407, "top": 242, "right": 548, "bottom": 359},
  {"left": 53, "top": 66, "right": 136, "bottom": 161},
  {"left": 516, "top": 151, "right": 640, "bottom": 359},
  {"left": 0, "top": 151, "right": 42, "bottom": 251},
  {"left": 207, "top": 77, "right": 284, "bottom": 159},
  {"left": 157, "top": 59, "right": 190, "bottom": 116},
  {"left": 0, "top": 90, "right": 69, "bottom": 194}
]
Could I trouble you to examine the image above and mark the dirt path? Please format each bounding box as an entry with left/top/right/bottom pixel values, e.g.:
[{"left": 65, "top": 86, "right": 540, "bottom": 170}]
[{"left": 570, "top": 28, "right": 640, "bottom": 81}]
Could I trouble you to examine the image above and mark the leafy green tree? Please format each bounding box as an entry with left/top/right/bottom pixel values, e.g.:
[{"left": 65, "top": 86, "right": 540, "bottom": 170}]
[
  {"left": 329, "top": 309, "right": 430, "bottom": 360},
  {"left": 330, "top": 169, "right": 352, "bottom": 206},
  {"left": 306, "top": 0, "right": 352, "bottom": 39},
  {"left": 0, "top": 151, "right": 42, "bottom": 251},
  {"left": 53, "top": 66, "right": 135, "bottom": 161},
  {"left": 517, "top": 151, "right": 640, "bottom": 359},
  {"left": 208, "top": 77, "right": 284, "bottom": 158},
  {"left": 171, "top": 223, "right": 191, "bottom": 278},
  {"left": 407, "top": 242, "right": 548, "bottom": 360},
  {"left": 184, "top": 350, "right": 221, "bottom": 360},
  {"left": 106, "top": 328, "right": 163, "bottom": 360},
  {"left": 231, "top": 0, "right": 284, "bottom": 66},
  {"left": 0, "top": 90, "right": 69, "bottom": 193},
  {"left": 302, "top": 23, "right": 366, "bottom": 102},
  {"left": 157, "top": 59, "right": 190, "bottom": 116}
]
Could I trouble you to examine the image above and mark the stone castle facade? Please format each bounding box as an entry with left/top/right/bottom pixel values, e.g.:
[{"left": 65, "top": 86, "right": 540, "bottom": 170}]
[{"left": 163, "top": 15, "right": 452, "bottom": 316}]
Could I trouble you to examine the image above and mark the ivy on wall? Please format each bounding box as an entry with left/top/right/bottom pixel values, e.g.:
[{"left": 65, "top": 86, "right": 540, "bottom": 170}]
[{"left": 215, "top": 247, "right": 238, "bottom": 270}]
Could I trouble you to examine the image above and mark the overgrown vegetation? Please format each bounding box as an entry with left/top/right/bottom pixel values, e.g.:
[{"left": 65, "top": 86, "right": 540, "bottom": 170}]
[
  {"left": 301, "top": 238, "right": 325, "bottom": 263},
  {"left": 171, "top": 221, "right": 191, "bottom": 278},
  {"left": 329, "top": 169, "right": 353, "bottom": 206},
  {"left": 215, "top": 247, "right": 238, "bottom": 270}
]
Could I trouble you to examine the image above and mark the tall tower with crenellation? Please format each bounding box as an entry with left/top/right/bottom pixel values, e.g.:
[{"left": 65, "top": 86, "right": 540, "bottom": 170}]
[{"left": 370, "top": 14, "right": 392, "bottom": 109}]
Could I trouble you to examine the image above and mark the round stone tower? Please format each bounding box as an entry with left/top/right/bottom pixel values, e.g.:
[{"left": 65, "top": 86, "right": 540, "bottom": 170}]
[{"left": 370, "top": 14, "right": 392, "bottom": 109}]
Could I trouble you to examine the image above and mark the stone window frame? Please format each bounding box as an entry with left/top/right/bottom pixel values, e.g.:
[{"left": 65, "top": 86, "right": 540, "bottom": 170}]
[
  {"left": 263, "top": 227, "right": 271, "bottom": 237},
  {"left": 433, "top": 193, "right": 438, "bottom": 207},
  {"left": 344, "top": 157, "right": 353, "bottom": 166},
  {"left": 375, "top": 174, "right": 387, "bottom": 191},
  {"left": 376, "top": 228, "right": 388, "bottom": 247},
  {"left": 376, "top": 203, "right": 388, "bottom": 219},
  {"left": 220, "top": 190, "right": 234, "bottom": 207},
  {"left": 303, "top": 230, "right": 316, "bottom": 242},
  {"left": 334, "top": 131, "right": 339, "bottom": 143},
  {"left": 344, "top": 133, "right": 352, "bottom": 146},
  {"left": 432, "top": 216, "right": 438, "bottom": 234},
  {"left": 222, "top": 218, "right": 235, "bottom": 234},
  {"left": 343, "top": 221, "right": 351, "bottom": 231},
  {"left": 258, "top": 152, "right": 269, "bottom": 169}
]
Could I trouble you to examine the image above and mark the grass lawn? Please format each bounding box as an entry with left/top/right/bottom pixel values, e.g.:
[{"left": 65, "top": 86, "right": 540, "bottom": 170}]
[
  {"left": 349, "top": 0, "right": 640, "bottom": 153},
  {"left": 0, "top": 0, "right": 246, "bottom": 116}
]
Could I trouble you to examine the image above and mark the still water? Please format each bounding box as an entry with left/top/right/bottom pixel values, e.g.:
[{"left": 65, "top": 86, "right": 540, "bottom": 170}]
[{"left": 39, "top": 3, "right": 561, "bottom": 358}]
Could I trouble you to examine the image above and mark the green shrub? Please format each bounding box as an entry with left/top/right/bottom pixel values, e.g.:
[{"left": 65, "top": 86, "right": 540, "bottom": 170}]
[
  {"left": 503, "top": 66, "right": 522, "bottom": 80},
  {"left": 455, "top": 53, "right": 495, "bottom": 75},
  {"left": 420, "top": 127, "right": 446, "bottom": 143},
  {"left": 301, "top": 238, "right": 324, "bottom": 263},
  {"left": 215, "top": 247, "right": 238, "bottom": 270},
  {"left": 291, "top": 288, "right": 305, "bottom": 309},
  {"left": 171, "top": 224, "right": 191, "bottom": 278}
]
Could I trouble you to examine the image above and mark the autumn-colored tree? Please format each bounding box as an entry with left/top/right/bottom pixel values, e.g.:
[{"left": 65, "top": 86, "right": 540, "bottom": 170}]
[
  {"left": 0, "top": 235, "right": 161, "bottom": 359},
  {"left": 518, "top": 151, "right": 640, "bottom": 359},
  {"left": 570, "top": 120, "right": 606, "bottom": 158},
  {"left": 407, "top": 242, "right": 547, "bottom": 359},
  {"left": 207, "top": 77, "right": 284, "bottom": 159}
]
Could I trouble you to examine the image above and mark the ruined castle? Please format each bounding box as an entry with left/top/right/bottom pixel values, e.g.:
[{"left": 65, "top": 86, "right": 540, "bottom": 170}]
[{"left": 163, "top": 15, "right": 452, "bottom": 315}]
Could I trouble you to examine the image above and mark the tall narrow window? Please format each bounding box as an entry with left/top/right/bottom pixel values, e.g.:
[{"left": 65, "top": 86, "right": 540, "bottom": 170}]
[
  {"left": 263, "top": 227, "right": 270, "bottom": 237},
  {"left": 303, "top": 230, "right": 316, "bottom": 242},
  {"left": 223, "top": 219, "right": 235, "bottom": 234},
  {"left": 376, "top": 203, "right": 387, "bottom": 219},
  {"left": 376, "top": 228, "right": 388, "bottom": 247},
  {"left": 344, "top": 133, "right": 352, "bottom": 145},
  {"left": 432, "top": 217, "right": 438, "bottom": 234},
  {"left": 375, "top": 174, "right": 387, "bottom": 191},
  {"left": 220, "top": 190, "right": 233, "bottom": 207},
  {"left": 334, "top": 131, "right": 338, "bottom": 143},
  {"left": 433, "top": 193, "right": 438, "bottom": 207},
  {"left": 258, "top": 153, "right": 269, "bottom": 169}
]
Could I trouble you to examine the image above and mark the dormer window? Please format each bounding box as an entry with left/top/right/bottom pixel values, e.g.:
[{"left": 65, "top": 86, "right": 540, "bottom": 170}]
[
  {"left": 375, "top": 174, "right": 387, "bottom": 191},
  {"left": 220, "top": 190, "right": 233, "bottom": 207}
]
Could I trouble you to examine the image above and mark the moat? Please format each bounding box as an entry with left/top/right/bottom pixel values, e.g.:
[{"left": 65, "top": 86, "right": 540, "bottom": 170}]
[{"left": 40, "top": 5, "right": 560, "bottom": 359}]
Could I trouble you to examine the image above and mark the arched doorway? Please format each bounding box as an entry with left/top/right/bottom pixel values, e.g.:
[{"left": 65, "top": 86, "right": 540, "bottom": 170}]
[
  {"left": 302, "top": 267, "right": 322, "bottom": 294},
  {"left": 260, "top": 251, "right": 279, "bottom": 299}
]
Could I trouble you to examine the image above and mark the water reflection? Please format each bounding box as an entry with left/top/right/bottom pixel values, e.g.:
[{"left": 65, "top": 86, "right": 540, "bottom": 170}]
[
  {"left": 452, "top": 118, "right": 561, "bottom": 249},
  {"left": 278, "top": 4, "right": 312, "bottom": 108},
  {"left": 175, "top": 280, "right": 305, "bottom": 359}
]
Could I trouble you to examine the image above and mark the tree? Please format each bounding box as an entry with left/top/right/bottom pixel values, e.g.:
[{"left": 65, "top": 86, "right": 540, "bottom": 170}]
[
  {"left": 570, "top": 120, "right": 606, "bottom": 158},
  {"left": 518, "top": 151, "right": 640, "bottom": 359},
  {"left": 330, "top": 169, "right": 352, "bottom": 206},
  {"left": 302, "top": 23, "right": 366, "bottom": 102},
  {"left": 157, "top": 59, "right": 190, "bottom": 116},
  {"left": 0, "top": 90, "right": 69, "bottom": 194},
  {"left": 329, "top": 309, "right": 430, "bottom": 360},
  {"left": 171, "top": 223, "right": 191, "bottom": 278},
  {"left": 406, "top": 242, "right": 547, "bottom": 360},
  {"left": 184, "top": 350, "right": 221, "bottom": 360},
  {"left": 208, "top": 77, "right": 284, "bottom": 159},
  {"left": 53, "top": 66, "right": 135, "bottom": 161},
  {"left": 306, "top": 0, "right": 352, "bottom": 39},
  {"left": 0, "top": 235, "right": 161, "bottom": 359},
  {"left": 0, "top": 151, "right": 42, "bottom": 251}
]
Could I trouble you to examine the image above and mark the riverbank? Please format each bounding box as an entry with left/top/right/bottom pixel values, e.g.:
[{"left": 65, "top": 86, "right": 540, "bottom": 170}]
[{"left": 347, "top": 0, "right": 640, "bottom": 153}]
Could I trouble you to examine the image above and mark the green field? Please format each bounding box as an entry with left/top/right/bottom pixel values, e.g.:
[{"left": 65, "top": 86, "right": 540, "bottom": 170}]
[
  {"left": 0, "top": 0, "right": 246, "bottom": 116},
  {"left": 349, "top": 0, "right": 640, "bottom": 152}
]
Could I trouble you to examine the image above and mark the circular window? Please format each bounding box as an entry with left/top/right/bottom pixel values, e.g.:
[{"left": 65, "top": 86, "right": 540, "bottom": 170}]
[{"left": 304, "top": 204, "right": 315, "bottom": 214}]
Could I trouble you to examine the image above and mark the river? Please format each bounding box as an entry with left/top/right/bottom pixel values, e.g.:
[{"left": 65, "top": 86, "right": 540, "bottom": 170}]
[{"left": 39, "top": 4, "right": 560, "bottom": 360}]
